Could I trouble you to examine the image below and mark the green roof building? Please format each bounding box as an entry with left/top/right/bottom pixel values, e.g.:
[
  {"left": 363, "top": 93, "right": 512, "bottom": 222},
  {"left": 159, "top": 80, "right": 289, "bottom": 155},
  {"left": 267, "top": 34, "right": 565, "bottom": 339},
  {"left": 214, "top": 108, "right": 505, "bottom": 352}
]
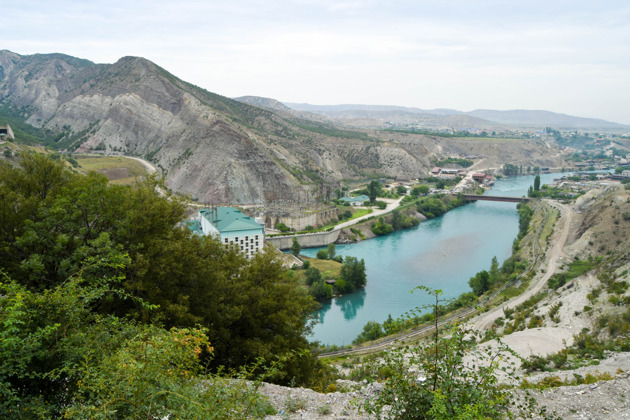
[
  {"left": 197, "top": 207, "right": 264, "bottom": 258},
  {"left": 339, "top": 194, "right": 369, "bottom": 206}
]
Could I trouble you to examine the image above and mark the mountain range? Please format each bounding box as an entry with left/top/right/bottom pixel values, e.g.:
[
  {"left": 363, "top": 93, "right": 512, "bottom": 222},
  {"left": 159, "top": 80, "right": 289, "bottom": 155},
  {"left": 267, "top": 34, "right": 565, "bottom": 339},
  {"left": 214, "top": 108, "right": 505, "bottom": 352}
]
[
  {"left": 0, "top": 50, "right": 582, "bottom": 205},
  {"left": 279, "top": 103, "right": 629, "bottom": 131}
]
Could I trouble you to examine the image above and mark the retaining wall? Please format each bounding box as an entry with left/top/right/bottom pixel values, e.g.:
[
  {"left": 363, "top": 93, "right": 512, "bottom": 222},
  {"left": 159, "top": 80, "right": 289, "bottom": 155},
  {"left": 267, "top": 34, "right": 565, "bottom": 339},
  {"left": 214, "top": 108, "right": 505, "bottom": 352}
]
[{"left": 266, "top": 229, "right": 341, "bottom": 250}]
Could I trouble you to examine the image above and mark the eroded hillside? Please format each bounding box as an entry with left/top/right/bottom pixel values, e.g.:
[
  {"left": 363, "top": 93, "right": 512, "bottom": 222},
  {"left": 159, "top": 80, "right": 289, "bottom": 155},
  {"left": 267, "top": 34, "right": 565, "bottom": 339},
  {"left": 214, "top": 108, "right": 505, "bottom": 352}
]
[{"left": 0, "top": 50, "right": 567, "bottom": 205}]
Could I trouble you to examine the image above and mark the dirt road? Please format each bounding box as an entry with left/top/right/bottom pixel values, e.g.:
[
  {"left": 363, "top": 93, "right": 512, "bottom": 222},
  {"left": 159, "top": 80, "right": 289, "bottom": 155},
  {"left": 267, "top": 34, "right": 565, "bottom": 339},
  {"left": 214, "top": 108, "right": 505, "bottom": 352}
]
[{"left": 472, "top": 200, "right": 574, "bottom": 331}]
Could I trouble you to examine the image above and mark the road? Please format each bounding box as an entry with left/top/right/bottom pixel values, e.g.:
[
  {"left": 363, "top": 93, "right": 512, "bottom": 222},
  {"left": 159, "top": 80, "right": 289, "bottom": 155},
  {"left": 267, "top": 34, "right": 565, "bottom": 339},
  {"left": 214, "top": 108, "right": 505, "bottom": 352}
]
[
  {"left": 126, "top": 155, "right": 158, "bottom": 175},
  {"left": 472, "top": 200, "right": 573, "bottom": 330},
  {"left": 317, "top": 198, "right": 572, "bottom": 358},
  {"left": 333, "top": 197, "right": 405, "bottom": 231}
]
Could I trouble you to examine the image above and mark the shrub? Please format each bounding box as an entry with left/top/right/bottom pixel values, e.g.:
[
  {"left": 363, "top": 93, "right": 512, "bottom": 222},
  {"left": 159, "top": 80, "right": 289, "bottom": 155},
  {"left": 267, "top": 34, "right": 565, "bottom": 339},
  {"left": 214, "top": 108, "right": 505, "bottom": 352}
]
[
  {"left": 276, "top": 222, "right": 290, "bottom": 232},
  {"left": 317, "top": 404, "right": 332, "bottom": 415},
  {"left": 371, "top": 217, "right": 394, "bottom": 235},
  {"left": 360, "top": 288, "right": 544, "bottom": 419},
  {"left": 353, "top": 321, "right": 385, "bottom": 344}
]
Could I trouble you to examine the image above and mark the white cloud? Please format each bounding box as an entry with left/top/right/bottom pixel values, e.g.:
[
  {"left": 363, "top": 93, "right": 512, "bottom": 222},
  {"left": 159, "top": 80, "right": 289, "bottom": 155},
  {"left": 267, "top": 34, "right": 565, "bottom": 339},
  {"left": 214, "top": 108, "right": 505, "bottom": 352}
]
[{"left": 3, "top": 0, "right": 630, "bottom": 123}]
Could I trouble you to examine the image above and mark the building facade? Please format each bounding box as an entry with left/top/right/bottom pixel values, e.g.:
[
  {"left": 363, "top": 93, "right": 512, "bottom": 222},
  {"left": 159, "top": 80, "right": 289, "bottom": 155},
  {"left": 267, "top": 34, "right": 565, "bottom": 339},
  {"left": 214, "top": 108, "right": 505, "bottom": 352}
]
[
  {"left": 0, "top": 125, "right": 15, "bottom": 141},
  {"left": 197, "top": 207, "right": 265, "bottom": 259}
]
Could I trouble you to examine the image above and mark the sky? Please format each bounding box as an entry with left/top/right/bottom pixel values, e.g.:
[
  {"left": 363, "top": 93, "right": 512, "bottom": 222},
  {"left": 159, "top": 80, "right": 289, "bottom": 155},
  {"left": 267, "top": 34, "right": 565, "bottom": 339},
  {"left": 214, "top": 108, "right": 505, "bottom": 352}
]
[{"left": 4, "top": 0, "right": 630, "bottom": 124}]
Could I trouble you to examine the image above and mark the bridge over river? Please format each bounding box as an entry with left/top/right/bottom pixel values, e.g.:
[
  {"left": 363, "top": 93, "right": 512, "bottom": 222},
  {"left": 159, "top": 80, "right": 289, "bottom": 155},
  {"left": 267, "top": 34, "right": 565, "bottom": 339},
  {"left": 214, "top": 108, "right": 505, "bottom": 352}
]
[{"left": 461, "top": 194, "right": 530, "bottom": 203}]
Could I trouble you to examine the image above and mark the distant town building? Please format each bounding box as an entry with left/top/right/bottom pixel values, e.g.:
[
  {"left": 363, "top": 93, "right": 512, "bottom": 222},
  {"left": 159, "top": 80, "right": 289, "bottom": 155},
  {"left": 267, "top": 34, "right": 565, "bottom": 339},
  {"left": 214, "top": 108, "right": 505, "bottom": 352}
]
[
  {"left": 622, "top": 170, "right": 630, "bottom": 177},
  {"left": 440, "top": 168, "right": 459, "bottom": 175},
  {"left": 0, "top": 125, "right": 15, "bottom": 141},
  {"left": 189, "top": 207, "right": 265, "bottom": 259}
]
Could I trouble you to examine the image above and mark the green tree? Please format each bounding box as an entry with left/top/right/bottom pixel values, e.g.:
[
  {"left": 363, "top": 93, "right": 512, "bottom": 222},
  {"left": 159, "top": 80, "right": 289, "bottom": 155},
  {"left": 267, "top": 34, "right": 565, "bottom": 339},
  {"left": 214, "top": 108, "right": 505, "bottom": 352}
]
[
  {"left": 0, "top": 273, "right": 269, "bottom": 418},
  {"left": 340, "top": 256, "right": 366, "bottom": 290},
  {"left": 291, "top": 237, "right": 302, "bottom": 256},
  {"left": 534, "top": 174, "right": 541, "bottom": 191},
  {"left": 316, "top": 249, "right": 329, "bottom": 259},
  {"left": 353, "top": 321, "right": 385, "bottom": 344},
  {"left": 417, "top": 197, "right": 447, "bottom": 219},
  {"left": 0, "top": 153, "right": 321, "bottom": 386},
  {"left": 309, "top": 279, "right": 332, "bottom": 302},
  {"left": 372, "top": 217, "right": 394, "bottom": 235},
  {"left": 305, "top": 266, "right": 323, "bottom": 286},
  {"left": 327, "top": 243, "right": 336, "bottom": 260},
  {"left": 489, "top": 256, "right": 500, "bottom": 285},
  {"left": 368, "top": 180, "right": 381, "bottom": 203},
  {"left": 396, "top": 185, "right": 407, "bottom": 194},
  {"left": 391, "top": 209, "right": 404, "bottom": 230},
  {"left": 411, "top": 185, "right": 429, "bottom": 197},
  {"left": 469, "top": 270, "right": 490, "bottom": 295},
  {"left": 502, "top": 163, "right": 518, "bottom": 176}
]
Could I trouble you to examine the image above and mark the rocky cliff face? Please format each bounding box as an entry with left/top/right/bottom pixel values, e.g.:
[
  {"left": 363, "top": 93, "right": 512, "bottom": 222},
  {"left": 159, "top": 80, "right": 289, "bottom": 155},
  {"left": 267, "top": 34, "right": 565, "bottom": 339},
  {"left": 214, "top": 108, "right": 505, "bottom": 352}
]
[{"left": 0, "top": 50, "right": 567, "bottom": 204}]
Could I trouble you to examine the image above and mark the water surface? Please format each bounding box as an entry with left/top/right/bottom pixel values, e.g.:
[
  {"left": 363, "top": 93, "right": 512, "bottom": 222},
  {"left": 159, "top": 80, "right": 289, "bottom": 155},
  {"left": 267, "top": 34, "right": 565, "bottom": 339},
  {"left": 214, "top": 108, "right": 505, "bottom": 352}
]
[{"left": 302, "top": 172, "right": 566, "bottom": 345}]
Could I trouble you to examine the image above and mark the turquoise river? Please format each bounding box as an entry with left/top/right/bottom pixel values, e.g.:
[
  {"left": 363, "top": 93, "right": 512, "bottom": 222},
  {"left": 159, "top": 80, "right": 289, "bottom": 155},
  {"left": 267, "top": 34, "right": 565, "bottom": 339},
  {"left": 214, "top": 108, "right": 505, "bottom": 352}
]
[{"left": 301, "top": 172, "right": 568, "bottom": 345}]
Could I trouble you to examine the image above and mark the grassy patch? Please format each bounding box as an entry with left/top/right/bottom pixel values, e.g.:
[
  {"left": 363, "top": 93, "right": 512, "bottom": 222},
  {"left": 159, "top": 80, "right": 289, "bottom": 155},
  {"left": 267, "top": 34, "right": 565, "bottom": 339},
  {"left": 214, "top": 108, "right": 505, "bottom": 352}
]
[
  {"left": 75, "top": 156, "right": 148, "bottom": 185},
  {"left": 291, "top": 257, "right": 342, "bottom": 286},
  {"left": 347, "top": 208, "right": 371, "bottom": 220},
  {"left": 306, "top": 257, "right": 342, "bottom": 280},
  {"left": 548, "top": 258, "right": 599, "bottom": 290}
]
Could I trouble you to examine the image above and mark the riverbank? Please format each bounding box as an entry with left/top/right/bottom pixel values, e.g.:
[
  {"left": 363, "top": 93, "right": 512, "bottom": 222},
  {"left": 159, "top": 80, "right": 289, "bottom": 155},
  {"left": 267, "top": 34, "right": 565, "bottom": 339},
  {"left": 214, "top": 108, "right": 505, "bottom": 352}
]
[
  {"left": 306, "top": 171, "right": 571, "bottom": 346},
  {"left": 335, "top": 193, "right": 468, "bottom": 245}
]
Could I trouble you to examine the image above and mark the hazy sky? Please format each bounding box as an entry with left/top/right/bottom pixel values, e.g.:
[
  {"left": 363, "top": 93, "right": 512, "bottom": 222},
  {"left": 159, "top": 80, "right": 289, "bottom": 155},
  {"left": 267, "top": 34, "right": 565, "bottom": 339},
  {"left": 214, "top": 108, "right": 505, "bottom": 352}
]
[{"left": 4, "top": 0, "right": 630, "bottom": 124}]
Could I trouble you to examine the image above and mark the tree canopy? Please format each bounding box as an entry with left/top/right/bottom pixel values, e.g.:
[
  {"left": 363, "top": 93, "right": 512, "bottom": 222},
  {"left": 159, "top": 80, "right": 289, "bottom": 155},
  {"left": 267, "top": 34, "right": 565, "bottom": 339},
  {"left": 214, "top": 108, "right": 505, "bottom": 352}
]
[{"left": 0, "top": 152, "right": 320, "bottom": 388}]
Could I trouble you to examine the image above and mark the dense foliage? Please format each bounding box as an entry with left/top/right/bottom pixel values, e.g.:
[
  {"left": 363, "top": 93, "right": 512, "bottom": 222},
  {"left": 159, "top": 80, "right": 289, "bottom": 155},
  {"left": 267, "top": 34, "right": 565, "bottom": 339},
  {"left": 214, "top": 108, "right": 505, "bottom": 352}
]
[
  {"left": 335, "top": 256, "right": 367, "bottom": 293},
  {"left": 416, "top": 194, "right": 465, "bottom": 219},
  {"left": 0, "top": 263, "right": 270, "bottom": 418},
  {"left": 371, "top": 216, "right": 394, "bottom": 235},
  {"left": 433, "top": 157, "right": 473, "bottom": 168},
  {"left": 502, "top": 163, "right": 519, "bottom": 176},
  {"left": 361, "top": 289, "right": 544, "bottom": 419},
  {"left": 515, "top": 202, "right": 534, "bottom": 248},
  {"left": 371, "top": 210, "right": 420, "bottom": 236},
  {"left": 0, "top": 153, "right": 320, "bottom": 389}
]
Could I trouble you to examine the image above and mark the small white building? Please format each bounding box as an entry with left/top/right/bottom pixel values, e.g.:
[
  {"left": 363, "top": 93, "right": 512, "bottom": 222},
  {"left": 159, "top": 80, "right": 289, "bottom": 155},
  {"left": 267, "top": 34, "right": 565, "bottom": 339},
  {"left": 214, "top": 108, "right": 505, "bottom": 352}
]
[{"left": 196, "top": 207, "right": 265, "bottom": 259}]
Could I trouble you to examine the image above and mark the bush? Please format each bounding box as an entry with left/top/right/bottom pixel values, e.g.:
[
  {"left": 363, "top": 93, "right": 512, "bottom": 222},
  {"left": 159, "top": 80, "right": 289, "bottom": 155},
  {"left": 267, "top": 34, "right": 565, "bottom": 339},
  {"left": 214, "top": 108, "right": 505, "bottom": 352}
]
[
  {"left": 316, "top": 249, "right": 329, "bottom": 259},
  {"left": 305, "top": 266, "right": 323, "bottom": 285},
  {"left": 361, "top": 288, "right": 544, "bottom": 419},
  {"left": 309, "top": 280, "right": 332, "bottom": 301},
  {"left": 353, "top": 321, "right": 385, "bottom": 344},
  {"left": 372, "top": 217, "right": 394, "bottom": 235}
]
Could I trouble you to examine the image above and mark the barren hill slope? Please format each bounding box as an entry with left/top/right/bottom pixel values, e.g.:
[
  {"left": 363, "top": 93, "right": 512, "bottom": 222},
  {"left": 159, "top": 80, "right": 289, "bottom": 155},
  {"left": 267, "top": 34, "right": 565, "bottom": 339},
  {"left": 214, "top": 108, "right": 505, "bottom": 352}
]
[{"left": 0, "top": 51, "right": 568, "bottom": 204}]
